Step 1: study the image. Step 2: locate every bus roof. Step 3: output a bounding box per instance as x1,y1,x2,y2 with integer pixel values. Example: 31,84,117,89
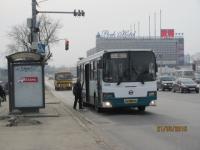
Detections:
175,69,193,72
77,49,153,65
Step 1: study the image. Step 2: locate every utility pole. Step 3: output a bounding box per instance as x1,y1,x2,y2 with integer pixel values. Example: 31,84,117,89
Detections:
30,0,85,52
31,0,38,52
149,15,151,38
154,12,157,38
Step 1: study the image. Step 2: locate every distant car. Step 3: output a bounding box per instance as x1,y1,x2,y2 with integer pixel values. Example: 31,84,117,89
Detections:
194,78,200,84
172,78,199,93
193,73,200,84
157,76,175,91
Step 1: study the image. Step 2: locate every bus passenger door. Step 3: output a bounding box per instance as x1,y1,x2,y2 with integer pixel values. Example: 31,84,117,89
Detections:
97,61,103,106
85,64,90,103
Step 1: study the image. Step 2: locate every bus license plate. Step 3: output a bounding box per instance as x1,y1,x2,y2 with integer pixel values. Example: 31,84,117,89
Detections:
124,99,138,104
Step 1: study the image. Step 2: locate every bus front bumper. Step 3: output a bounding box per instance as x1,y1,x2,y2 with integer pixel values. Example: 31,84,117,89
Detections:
101,96,157,108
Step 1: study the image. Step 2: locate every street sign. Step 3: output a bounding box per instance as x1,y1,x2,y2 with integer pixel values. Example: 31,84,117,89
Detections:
37,43,46,54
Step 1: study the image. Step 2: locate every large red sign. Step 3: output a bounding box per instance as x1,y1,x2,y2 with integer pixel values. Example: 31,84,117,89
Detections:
161,29,174,38
18,77,38,83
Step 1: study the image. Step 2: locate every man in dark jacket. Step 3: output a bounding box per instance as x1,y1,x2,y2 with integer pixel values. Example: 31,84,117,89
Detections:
73,78,83,110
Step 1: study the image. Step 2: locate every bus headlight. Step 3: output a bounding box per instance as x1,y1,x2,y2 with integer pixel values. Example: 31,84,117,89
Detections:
150,100,156,106
102,102,112,108
148,91,157,97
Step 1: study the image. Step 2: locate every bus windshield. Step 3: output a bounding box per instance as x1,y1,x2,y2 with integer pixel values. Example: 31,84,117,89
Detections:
55,73,72,80
103,51,156,83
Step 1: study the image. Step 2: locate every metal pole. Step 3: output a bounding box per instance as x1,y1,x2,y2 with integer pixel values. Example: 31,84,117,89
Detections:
31,0,38,52
154,12,156,38
149,15,151,38
138,22,140,37
160,9,162,37
30,1,84,52
7,58,12,113
38,11,74,14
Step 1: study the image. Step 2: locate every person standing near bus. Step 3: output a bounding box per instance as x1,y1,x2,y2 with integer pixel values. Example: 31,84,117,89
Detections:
73,78,83,110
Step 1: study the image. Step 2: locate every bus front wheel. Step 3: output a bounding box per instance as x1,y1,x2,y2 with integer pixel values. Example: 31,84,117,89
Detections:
138,106,146,112
94,94,101,112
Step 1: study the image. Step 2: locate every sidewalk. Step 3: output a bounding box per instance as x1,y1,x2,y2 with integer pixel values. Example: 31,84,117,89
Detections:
0,89,110,150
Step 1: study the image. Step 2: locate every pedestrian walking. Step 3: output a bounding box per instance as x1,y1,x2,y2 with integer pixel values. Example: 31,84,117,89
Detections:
73,78,83,110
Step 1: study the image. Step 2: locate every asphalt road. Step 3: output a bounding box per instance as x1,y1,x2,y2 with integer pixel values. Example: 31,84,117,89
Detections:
46,80,200,150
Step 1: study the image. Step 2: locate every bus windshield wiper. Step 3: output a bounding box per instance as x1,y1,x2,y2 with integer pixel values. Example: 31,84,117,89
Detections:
132,67,138,75
117,76,122,85
137,70,149,84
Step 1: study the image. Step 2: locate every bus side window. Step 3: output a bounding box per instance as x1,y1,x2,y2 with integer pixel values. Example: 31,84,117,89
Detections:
98,59,103,69
90,62,93,80
77,66,80,79
81,65,84,82
94,61,97,80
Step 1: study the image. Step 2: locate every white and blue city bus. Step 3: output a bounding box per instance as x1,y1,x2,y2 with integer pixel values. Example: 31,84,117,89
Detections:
77,49,157,112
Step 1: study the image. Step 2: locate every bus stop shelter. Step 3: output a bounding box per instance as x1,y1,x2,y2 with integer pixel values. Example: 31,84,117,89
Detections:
7,52,45,113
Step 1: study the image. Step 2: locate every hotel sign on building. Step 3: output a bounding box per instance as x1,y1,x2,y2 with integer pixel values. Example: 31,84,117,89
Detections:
96,30,136,39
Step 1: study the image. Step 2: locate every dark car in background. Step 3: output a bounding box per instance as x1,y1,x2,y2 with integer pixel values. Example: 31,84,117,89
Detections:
193,73,200,84
172,78,199,93
157,76,175,91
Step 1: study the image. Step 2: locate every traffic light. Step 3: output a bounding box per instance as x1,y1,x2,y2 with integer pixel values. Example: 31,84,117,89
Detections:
81,10,85,16
74,9,78,16
74,9,85,17
78,10,81,16
65,40,69,50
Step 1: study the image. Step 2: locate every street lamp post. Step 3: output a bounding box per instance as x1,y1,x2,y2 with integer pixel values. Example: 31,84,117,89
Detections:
31,0,85,52
156,54,163,75
31,0,38,52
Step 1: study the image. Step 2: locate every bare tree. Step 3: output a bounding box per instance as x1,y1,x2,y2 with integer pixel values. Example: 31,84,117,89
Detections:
7,24,31,52
38,15,62,60
7,15,62,61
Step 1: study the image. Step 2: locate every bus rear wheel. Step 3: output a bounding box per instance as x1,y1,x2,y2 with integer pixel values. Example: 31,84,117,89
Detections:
138,106,146,112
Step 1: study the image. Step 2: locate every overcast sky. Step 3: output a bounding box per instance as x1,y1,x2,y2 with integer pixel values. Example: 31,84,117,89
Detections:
0,0,200,68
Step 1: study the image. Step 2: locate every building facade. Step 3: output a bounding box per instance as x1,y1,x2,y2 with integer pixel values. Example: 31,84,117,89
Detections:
87,33,184,66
